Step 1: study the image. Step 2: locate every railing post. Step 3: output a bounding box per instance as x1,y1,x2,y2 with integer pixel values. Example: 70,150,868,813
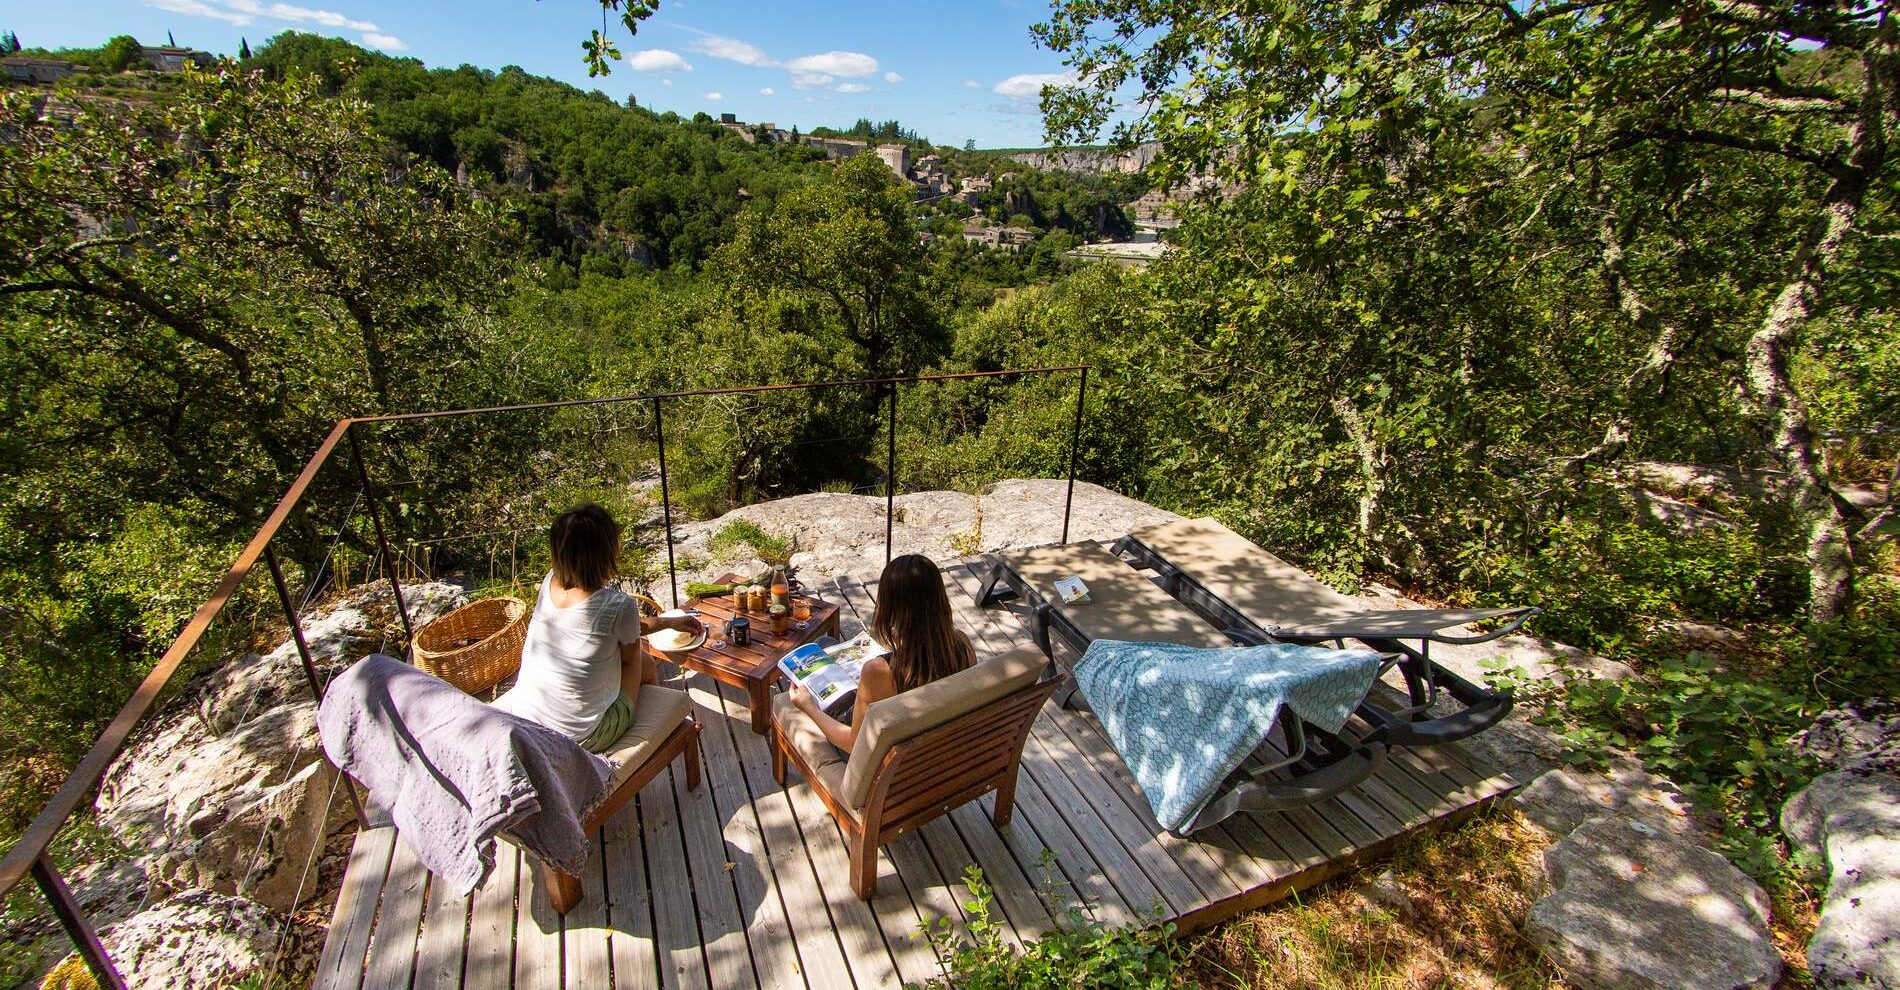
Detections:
347,424,415,656
264,543,368,825
653,396,679,608
886,382,898,569
33,856,127,990
1061,366,1088,545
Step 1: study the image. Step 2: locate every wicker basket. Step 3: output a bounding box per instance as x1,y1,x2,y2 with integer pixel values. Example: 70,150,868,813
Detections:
414,596,530,695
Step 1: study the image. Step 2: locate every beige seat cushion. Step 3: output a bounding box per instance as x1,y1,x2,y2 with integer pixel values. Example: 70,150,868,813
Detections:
838,645,1047,811
770,692,850,816
999,542,1227,649
593,685,695,795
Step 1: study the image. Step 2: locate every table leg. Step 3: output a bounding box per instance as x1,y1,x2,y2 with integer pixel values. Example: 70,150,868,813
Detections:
749,680,771,734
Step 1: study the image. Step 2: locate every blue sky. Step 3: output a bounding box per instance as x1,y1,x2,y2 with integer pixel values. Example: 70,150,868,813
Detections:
5,0,1084,147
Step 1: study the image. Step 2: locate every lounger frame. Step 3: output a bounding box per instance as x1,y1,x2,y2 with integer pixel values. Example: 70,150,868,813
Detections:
975,554,1391,835
1109,531,1534,747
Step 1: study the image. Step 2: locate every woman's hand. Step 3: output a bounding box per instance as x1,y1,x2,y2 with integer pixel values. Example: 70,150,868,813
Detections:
662,613,702,635
788,684,816,714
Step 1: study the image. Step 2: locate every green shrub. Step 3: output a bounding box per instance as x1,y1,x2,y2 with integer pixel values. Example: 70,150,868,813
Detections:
708,519,793,565
909,865,1182,990
1458,516,1790,656
1493,582,1900,881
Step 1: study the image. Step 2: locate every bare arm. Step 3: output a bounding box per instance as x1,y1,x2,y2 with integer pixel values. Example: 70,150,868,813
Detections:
795,656,896,753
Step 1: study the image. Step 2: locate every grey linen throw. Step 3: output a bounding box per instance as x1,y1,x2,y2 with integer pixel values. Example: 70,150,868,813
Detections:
317,654,613,894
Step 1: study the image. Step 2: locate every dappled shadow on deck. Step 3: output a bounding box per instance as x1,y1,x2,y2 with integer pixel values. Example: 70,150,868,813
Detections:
312,555,1518,990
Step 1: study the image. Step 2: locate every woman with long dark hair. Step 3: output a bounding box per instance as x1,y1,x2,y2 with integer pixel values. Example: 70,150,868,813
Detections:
788,553,975,752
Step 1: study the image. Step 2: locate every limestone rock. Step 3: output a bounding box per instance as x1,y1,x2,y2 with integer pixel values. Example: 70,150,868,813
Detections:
1512,767,1697,838
658,481,1181,600
181,760,354,912
96,581,465,844
1525,816,1780,990
1799,700,1900,775
47,890,319,990
1782,772,1900,989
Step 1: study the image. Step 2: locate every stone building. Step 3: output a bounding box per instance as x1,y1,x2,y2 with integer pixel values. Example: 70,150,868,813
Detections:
141,46,215,72
2,56,75,83
875,143,911,179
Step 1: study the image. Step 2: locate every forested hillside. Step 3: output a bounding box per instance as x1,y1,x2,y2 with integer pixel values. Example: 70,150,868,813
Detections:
1,4,1896,941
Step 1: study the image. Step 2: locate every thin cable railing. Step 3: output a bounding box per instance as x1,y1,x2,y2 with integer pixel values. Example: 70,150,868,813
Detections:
0,365,1088,989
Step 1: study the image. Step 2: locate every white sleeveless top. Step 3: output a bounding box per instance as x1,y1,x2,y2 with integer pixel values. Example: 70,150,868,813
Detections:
490,573,642,741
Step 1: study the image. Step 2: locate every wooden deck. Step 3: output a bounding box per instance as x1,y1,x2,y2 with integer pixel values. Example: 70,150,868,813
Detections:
313,556,1519,990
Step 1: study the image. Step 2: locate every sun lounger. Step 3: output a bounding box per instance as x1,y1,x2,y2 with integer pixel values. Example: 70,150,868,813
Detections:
1111,517,1537,746
975,542,1391,831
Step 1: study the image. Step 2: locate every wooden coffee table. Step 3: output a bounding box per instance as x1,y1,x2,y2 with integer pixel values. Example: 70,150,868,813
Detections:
661,575,842,734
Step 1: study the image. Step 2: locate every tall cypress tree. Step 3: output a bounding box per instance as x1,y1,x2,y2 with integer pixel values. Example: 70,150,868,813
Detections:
167,30,176,47
239,37,251,59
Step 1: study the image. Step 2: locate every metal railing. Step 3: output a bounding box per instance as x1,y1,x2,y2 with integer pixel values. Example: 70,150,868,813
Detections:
0,366,1088,988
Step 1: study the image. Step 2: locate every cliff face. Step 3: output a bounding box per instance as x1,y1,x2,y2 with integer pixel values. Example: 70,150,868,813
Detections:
1006,143,1160,174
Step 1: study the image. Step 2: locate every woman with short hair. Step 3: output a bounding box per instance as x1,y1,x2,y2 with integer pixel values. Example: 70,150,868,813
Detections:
491,503,699,752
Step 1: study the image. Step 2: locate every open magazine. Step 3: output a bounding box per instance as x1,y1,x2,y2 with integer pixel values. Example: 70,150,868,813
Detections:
777,631,891,711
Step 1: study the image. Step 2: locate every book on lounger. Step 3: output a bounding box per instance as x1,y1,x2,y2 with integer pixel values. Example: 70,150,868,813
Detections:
777,631,891,711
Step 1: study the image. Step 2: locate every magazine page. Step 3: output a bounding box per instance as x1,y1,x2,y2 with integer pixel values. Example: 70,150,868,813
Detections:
776,632,890,708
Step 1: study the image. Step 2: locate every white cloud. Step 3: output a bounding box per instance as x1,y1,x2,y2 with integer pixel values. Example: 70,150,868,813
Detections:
835,82,870,94
144,0,403,48
962,79,981,89
690,33,776,67
268,2,375,31
884,71,904,84
786,50,877,77
759,86,775,96
626,48,691,72
661,78,674,86
993,72,1075,99
704,91,724,100
148,0,252,25
790,72,831,89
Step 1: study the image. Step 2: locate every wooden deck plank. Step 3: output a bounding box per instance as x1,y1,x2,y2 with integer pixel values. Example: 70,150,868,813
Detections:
514,857,563,990
641,765,713,990
362,834,431,990
1017,718,1202,914
682,678,812,990
602,789,660,990
705,680,857,990
914,815,1027,952
1038,706,1256,898
882,829,975,959
1002,763,1138,927
768,732,912,988
945,800,1058,937
562,845,612,990
668,728,762,990
313,826,396,990
412,869,470,990
464,843,519,989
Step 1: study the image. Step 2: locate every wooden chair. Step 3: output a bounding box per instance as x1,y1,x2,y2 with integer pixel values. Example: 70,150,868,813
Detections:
522,685,702,914
769,646,1059,899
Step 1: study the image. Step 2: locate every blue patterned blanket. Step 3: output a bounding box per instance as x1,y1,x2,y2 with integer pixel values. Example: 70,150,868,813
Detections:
1073,639,1384,833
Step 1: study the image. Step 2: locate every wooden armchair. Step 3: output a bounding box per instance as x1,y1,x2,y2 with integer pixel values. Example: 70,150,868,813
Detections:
526,685,702,914
769,646,1059,899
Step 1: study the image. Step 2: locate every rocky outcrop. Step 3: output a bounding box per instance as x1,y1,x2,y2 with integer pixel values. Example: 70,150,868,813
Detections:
1799,699,1900,775
92,581,465,915
1512,766,1697,838
1782,772,1900,989
660,479,1183,597
1525,816,1781,990
44,890,320,990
